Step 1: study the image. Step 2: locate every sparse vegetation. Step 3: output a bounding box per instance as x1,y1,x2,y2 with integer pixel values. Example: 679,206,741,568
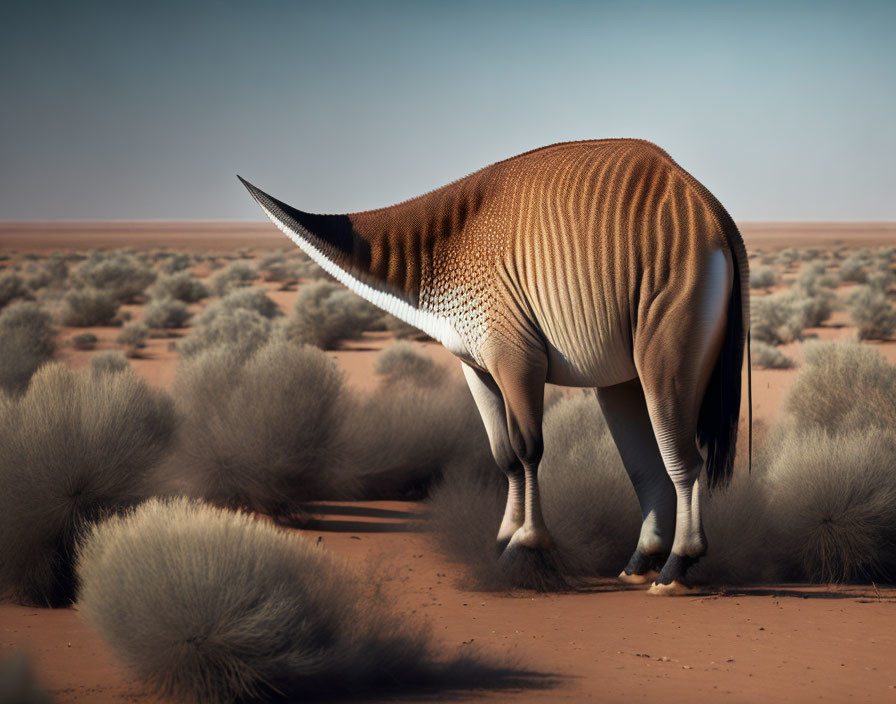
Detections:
0,364,176,606
71,332,99,350
749,268,776,290
71,251,156,302
374,341,446,386
195,286,281,326
750,340,795,369
61,288,119,326
116,321,149,356
76,498,537,704
0,301,55,393
0,270,26,308
142,297,192,330
178,308,272,362
838,253,867,283
158,341,354,521
147,271,209,303
210,261,256,296
284,281,385,349
90,351,130,375
767,427,896,582
847,285,896,340
787,341,896,433
346,371,492,500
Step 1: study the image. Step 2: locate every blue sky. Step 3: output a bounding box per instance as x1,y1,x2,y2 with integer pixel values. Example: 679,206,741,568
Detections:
1,0,893,220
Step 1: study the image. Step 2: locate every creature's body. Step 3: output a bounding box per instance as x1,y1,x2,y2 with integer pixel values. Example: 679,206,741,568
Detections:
241,139,749,594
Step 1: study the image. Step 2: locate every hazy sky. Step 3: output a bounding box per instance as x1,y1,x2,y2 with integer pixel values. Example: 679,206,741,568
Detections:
1,0,894,221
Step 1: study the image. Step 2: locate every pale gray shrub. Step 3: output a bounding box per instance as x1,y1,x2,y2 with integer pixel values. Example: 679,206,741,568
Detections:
147,271,209,303
0,270,26,308
284,281,385,349
71,332,98,350
787,341,896,433
210,261,256,296
142,297,192,329
767,427,896,582
61,288,119,326
178,308,272,362
159,341,354,520
749,268,776,290
116,321,149,356
839,253,867,283
158,252,193,274
0,364,176,606
848,285,896,340
195,286,281,326
750,340,794,369
71,251,155,302
76,498,535,703
0,301,55,393
90,351,130,375
374,342,446,386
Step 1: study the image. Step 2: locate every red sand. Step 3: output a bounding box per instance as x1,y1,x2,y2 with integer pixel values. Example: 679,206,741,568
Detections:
3,502,896,704
2,224,896,702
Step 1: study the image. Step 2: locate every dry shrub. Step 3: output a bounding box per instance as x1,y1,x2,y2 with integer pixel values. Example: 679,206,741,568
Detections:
346,372,492,500
787,341,896,433
0,270,26,308
178,308,272,362
750,340,794,369
538,393,640,577
116,322,149,356
196,286,281,326
158,252,193,274
147,271,209,303
284,281,384,349
427,394,638,590
766,427,896,582
750,288,832,345
71,252,155,302
90,351,130,375
848,285,896,340
374,341,446,386
61,288,119,326
749,268,776,290
142,297,192,329
76,498,540,703
0,364,176,606
21,256,69,292
0,301,55,394
839,253,867,283
71,332,98,350
210,261,256,296
0,653,53,704
160,341,354,521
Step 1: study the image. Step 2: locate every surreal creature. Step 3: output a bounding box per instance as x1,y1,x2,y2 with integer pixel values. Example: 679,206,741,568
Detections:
240,139,750,594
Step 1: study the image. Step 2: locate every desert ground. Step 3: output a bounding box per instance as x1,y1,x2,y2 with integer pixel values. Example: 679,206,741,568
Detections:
1,221,896,703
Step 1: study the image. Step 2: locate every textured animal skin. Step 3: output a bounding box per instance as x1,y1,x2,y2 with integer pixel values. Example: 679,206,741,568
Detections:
241,139,750,593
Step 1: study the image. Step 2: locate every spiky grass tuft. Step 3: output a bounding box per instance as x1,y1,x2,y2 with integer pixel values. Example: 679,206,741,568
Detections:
76,498,545,703
0,364,176,606
767,427,896,582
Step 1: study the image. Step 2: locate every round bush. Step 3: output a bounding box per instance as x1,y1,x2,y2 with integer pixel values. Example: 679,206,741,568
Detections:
767,427,896,582
0,301,55,393
162,341,353,520
0,364,177,606
76,498,525,703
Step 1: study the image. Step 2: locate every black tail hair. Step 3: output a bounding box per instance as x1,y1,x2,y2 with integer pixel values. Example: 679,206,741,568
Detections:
697,233,750,489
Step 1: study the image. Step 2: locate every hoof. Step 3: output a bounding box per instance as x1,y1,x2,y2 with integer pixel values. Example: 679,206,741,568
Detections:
618,570,659,585
647,580,697,597
498,543,568,591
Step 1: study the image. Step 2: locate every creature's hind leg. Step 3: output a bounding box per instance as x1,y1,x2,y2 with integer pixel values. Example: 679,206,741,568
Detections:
637,253,731,595
595,378,676,585
462,364,525,551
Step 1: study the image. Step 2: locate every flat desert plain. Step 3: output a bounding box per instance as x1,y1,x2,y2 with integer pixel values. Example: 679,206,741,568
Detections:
1,222,896,703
